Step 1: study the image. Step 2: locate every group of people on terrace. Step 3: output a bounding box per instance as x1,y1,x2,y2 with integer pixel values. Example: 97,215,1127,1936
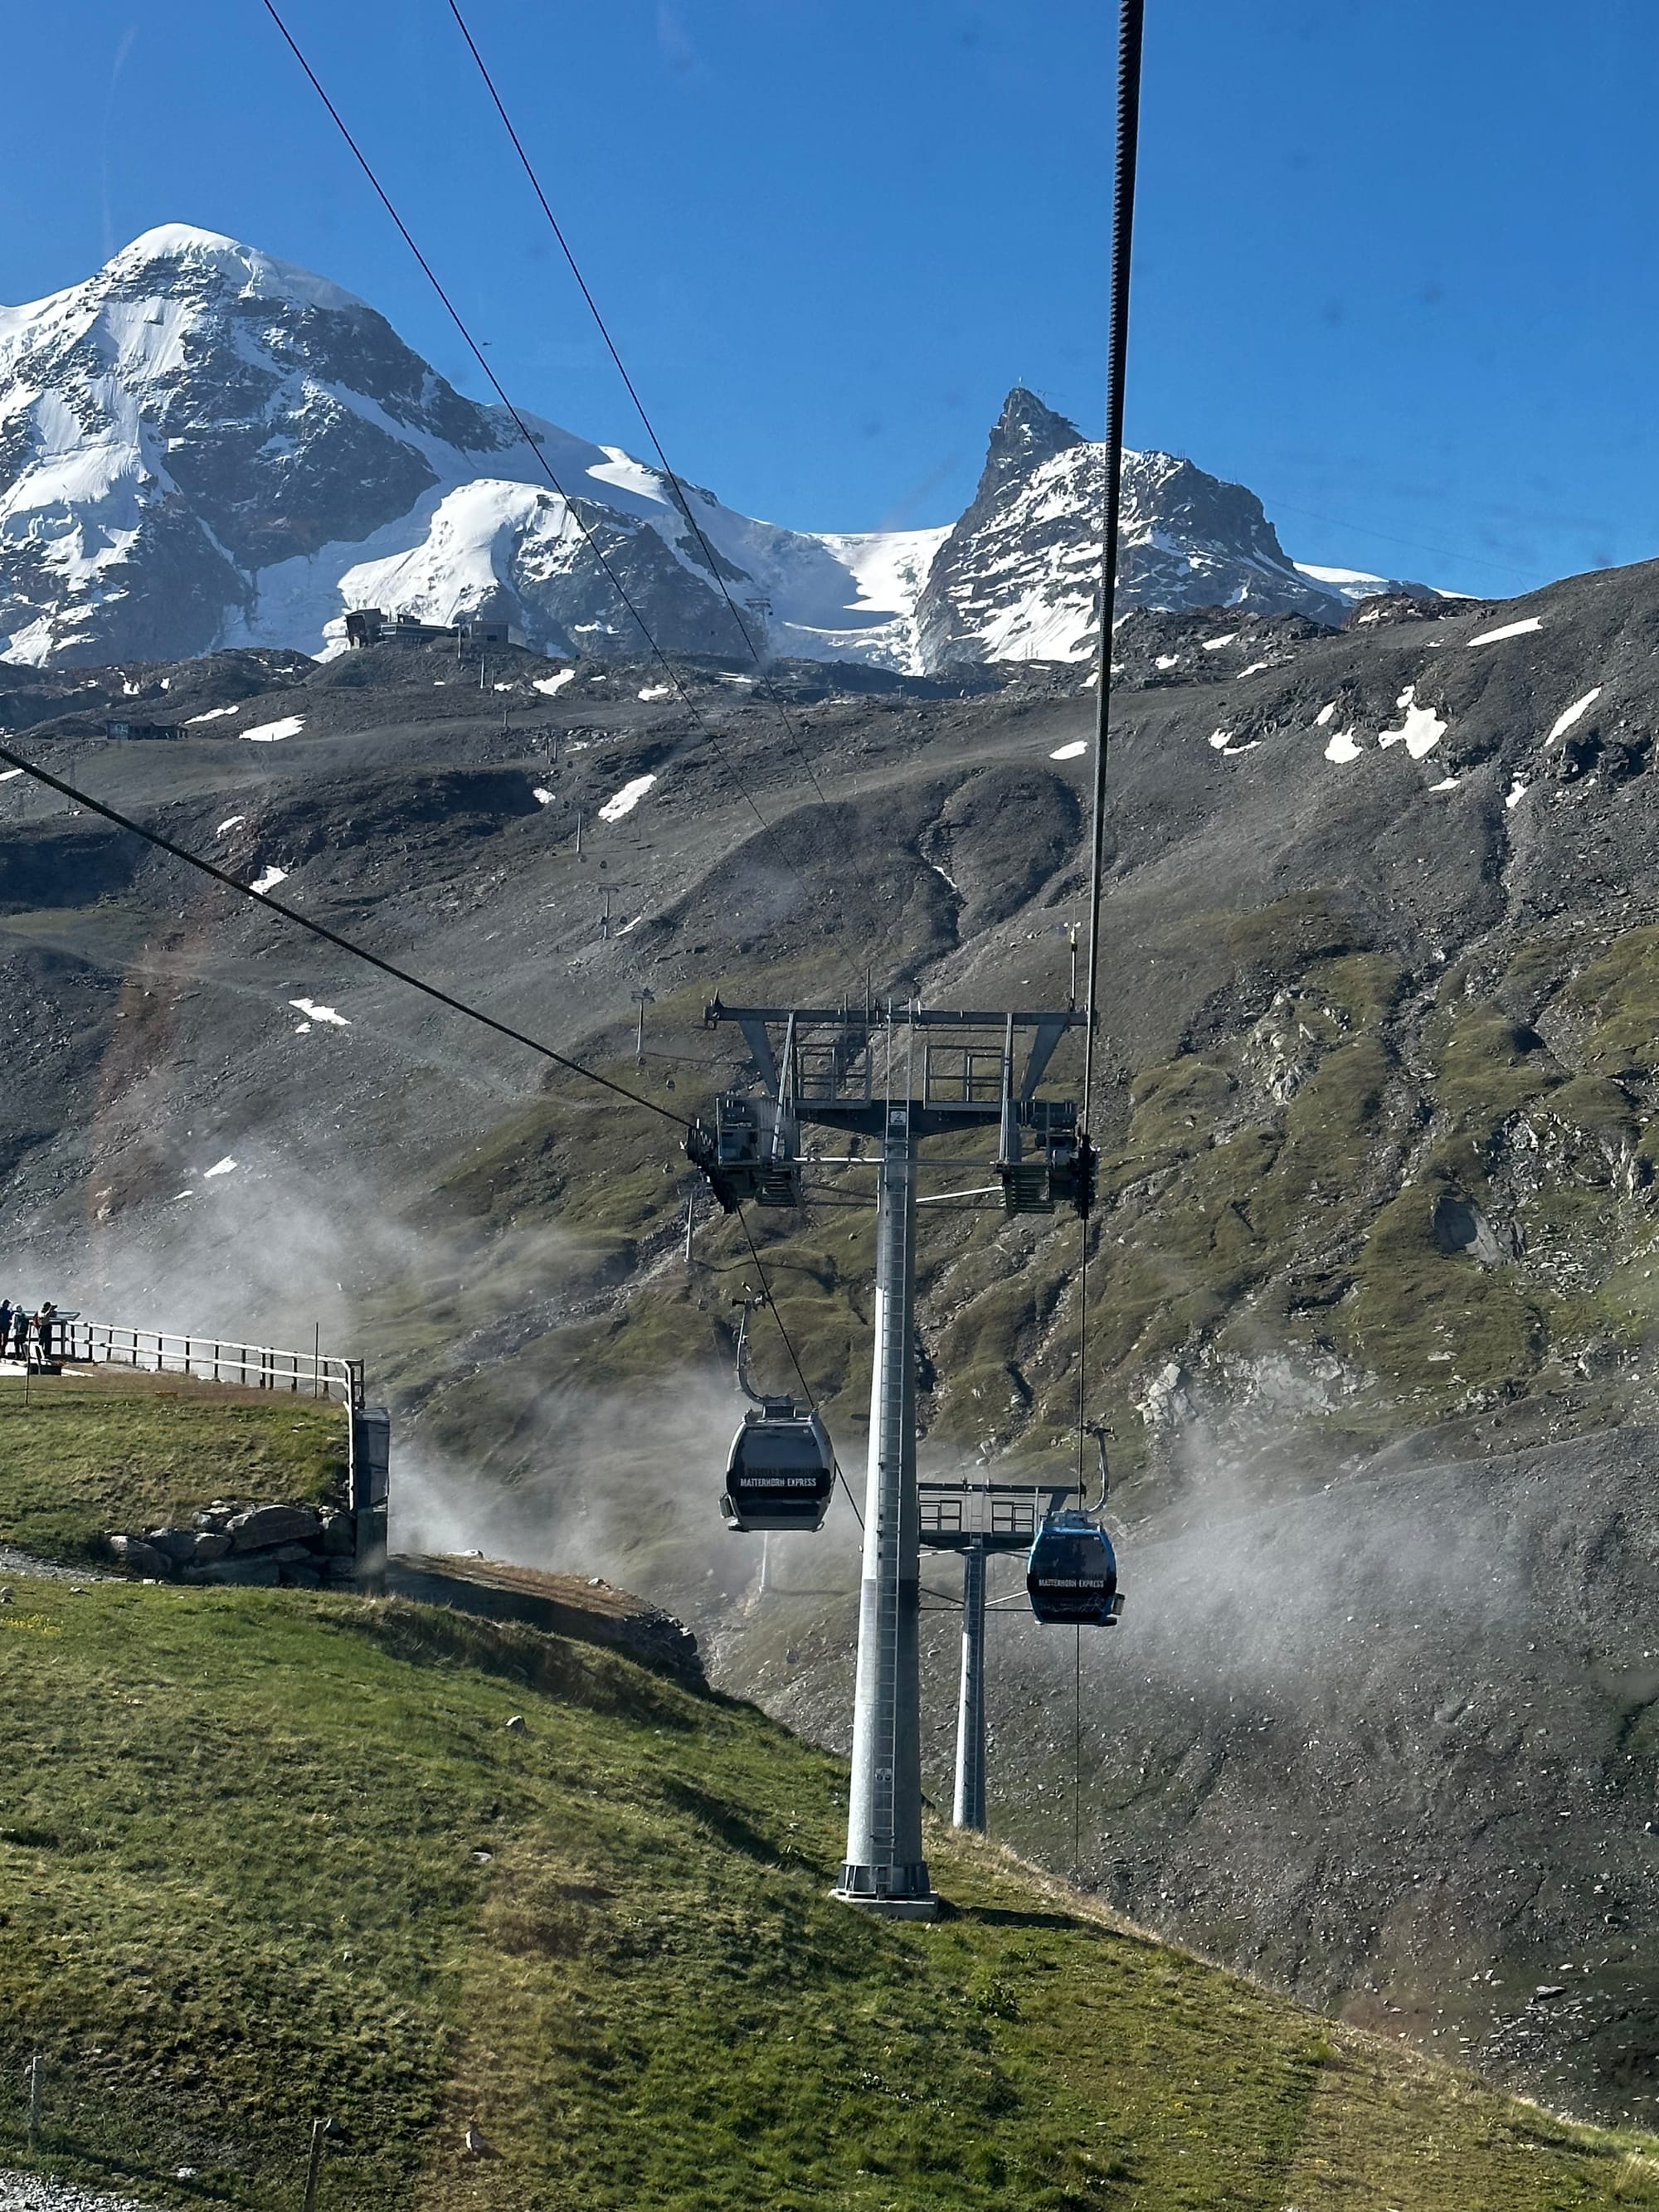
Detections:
0,1298,60,1366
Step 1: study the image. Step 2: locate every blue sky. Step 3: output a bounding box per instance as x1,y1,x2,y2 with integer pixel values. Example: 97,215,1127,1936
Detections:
7,1,1657,598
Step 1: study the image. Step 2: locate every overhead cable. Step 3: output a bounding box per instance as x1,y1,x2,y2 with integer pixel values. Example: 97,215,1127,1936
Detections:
2,738,868,1532
259,0,879,1002
0,739,691,1130
441,0,911,987
1072,0,1146,1878
1081,0,1145,1123
0,741,865,1505
1073,0,1144,1499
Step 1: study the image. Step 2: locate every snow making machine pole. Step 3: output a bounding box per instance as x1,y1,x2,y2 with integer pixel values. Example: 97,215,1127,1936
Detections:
691,1000,1087,1913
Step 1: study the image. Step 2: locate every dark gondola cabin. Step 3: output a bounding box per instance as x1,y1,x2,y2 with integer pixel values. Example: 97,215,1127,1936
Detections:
721,1400,835,1532
1025,1507,1123,1626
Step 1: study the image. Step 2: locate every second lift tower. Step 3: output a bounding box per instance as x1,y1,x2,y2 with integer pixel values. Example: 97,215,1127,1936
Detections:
695,1001,1088,1917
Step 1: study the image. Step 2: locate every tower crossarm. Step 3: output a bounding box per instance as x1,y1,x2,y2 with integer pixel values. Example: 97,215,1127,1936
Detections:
702,1002,1084,1137
704,1000,1085,1035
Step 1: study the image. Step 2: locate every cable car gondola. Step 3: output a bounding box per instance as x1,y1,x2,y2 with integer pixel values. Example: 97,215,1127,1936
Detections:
721,1398,835,1533
1025,1506,1123,1626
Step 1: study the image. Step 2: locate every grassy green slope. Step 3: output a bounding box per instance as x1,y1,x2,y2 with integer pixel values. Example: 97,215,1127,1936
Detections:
2,1579,1656,2211
0,1369,348,1563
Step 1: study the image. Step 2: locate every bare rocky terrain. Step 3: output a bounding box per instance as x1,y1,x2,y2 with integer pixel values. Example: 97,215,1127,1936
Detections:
5,549,1659,2121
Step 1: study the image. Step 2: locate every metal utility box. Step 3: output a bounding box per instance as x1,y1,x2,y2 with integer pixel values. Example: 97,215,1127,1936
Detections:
349,1404,391,1593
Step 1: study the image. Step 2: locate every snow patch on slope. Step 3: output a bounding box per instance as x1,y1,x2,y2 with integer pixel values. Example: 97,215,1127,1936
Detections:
1377,686,1447,759
1470,616,1543,646
1293,562,1394,600
1547,687,1602,742
337,480,562,632
598,774,656,823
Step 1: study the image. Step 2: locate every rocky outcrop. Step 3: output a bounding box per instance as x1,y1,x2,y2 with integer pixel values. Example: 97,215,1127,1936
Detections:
1429,1190,1523,1265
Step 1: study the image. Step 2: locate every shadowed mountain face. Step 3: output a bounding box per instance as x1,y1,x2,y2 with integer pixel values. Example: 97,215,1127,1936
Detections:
0,234,1421,673
4,546,1659,2120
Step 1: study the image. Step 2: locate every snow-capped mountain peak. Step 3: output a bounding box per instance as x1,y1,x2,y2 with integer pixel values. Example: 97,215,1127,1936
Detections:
100,223,371,314
0,228,1430,674
916,400,1430,669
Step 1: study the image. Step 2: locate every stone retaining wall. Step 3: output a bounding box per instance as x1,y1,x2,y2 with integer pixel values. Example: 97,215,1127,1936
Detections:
109,1500,357,1588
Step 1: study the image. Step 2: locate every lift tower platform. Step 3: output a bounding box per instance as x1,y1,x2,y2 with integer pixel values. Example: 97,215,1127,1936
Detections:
694,1002,1088,1915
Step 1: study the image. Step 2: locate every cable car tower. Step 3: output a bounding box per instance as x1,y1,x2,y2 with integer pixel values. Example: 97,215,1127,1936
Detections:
690,1000,1090,1914
917,1476,1071,1830
684,0,1148,1913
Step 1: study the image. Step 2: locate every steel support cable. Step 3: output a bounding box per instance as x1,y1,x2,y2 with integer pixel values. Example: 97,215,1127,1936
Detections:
0,740,691,1130
442,0,911,991
11,736,864,1531
280,0,883,1475
1075,0,1145,1501
258,2,879,1008
736,1205,864,1531
1081,0,1145,1121
1071,0,1146,1884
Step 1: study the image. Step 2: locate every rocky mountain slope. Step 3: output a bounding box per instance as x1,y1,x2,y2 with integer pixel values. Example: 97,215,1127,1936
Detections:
4,547,1659,2121
0,226,1422,674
